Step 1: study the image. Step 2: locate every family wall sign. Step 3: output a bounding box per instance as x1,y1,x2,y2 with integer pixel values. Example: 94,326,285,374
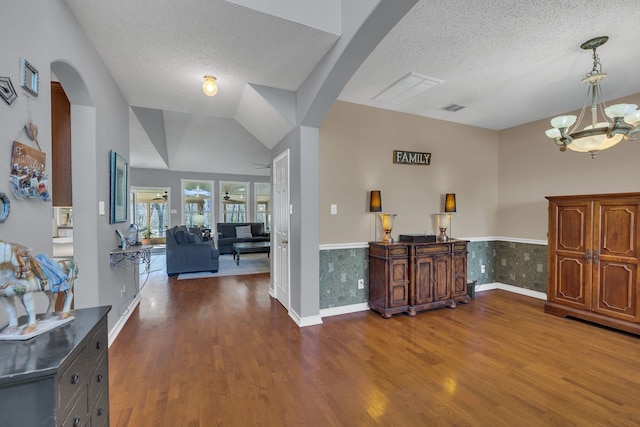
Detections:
393,150,431,165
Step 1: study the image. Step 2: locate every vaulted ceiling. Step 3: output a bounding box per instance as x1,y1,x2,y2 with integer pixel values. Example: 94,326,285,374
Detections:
64,0,640,176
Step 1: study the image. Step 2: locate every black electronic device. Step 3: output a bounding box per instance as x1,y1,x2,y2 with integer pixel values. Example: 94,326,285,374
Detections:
398,234,436,243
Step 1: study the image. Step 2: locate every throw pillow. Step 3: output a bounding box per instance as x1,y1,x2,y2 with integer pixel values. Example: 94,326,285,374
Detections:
174,229,190,245
188,232,201,244
236,225,252,238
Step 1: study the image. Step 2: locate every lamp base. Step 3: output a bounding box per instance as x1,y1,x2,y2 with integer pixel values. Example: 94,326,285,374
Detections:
381,230,394,243
437,227,449,241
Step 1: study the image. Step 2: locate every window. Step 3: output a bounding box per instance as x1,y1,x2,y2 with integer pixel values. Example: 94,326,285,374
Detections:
131,187,170,240
182,179,213,228
255,182,271,231
220,181,248,223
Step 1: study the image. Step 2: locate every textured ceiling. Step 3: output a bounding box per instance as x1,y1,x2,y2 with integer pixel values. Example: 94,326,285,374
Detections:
64,0,640,172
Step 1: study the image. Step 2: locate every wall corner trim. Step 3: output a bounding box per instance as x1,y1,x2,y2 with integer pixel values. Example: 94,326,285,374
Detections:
289,309,323,327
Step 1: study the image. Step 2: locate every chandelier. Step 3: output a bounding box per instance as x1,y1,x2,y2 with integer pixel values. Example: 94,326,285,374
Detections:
545,36,640,159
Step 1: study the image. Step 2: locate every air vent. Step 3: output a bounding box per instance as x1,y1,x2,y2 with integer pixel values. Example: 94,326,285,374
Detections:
373,72,443,105
442,104,465,112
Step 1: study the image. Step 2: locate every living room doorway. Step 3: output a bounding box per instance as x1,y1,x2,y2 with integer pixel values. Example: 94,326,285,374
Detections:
131,186,170,244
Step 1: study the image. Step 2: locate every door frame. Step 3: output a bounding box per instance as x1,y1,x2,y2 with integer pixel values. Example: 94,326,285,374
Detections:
271,149,290,311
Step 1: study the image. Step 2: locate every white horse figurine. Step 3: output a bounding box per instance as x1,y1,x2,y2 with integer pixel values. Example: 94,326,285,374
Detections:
0,240,78,335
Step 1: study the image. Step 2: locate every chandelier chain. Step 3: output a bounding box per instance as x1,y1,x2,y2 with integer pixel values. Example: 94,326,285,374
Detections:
587,47,603,78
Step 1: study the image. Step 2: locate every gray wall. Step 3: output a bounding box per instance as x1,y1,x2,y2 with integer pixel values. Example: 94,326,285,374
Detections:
0,0,132,331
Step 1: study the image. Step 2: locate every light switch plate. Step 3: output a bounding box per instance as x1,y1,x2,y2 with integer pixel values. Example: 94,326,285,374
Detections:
98,201,105,215
331,204,337,215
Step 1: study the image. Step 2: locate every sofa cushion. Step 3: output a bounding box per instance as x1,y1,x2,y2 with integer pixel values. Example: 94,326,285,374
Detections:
236,225,252,238
188,232,201,244
174,229,190,245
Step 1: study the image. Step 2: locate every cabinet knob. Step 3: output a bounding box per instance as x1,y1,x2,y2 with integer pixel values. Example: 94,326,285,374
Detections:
97,374,103,382
73,417,81,427
71,373,80,384
97,408,104,417
586,249,591,264
96,340,103,350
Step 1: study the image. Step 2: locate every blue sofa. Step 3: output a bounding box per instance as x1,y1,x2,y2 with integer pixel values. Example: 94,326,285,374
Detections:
166,226,220,276
216,222,269,255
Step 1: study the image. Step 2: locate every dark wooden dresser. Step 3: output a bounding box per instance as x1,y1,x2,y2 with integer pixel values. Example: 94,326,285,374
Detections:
0,306,111,426
369,240,469,318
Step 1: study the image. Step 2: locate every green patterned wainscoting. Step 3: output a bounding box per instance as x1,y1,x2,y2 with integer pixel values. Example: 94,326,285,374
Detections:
320,239,548,311
494,240,547,293
467,240,497,285
319,246,369,309
467,240,547,292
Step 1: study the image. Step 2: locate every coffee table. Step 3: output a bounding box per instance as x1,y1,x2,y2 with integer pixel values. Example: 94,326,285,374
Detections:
232,241,270,266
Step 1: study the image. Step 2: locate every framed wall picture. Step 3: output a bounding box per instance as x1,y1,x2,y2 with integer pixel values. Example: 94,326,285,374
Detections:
110,150,128,224
20,58,39,96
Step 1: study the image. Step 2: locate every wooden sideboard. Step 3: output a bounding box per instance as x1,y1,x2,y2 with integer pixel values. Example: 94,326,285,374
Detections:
545,193,640,335
369,240,469,318
0,306,111,426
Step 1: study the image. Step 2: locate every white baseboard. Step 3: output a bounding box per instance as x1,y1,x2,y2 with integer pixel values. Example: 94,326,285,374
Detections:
312,283,547,321
476,282,547,300
108,293,141,347
320,302,370,318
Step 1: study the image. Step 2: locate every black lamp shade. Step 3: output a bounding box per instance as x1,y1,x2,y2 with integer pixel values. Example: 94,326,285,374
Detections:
445,193,456,213
370,190,382,212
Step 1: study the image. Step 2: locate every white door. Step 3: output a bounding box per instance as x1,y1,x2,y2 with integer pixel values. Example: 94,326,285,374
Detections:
273,150,290,311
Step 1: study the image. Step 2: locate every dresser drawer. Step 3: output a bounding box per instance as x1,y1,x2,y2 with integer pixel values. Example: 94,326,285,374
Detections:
60,385,88,427
91,387,110,427
57,346,88,421
89,352,108,402
87,322,108,367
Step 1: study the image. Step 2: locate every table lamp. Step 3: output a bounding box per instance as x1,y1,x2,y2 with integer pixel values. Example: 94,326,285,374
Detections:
370,190,382,241
444,193,456,239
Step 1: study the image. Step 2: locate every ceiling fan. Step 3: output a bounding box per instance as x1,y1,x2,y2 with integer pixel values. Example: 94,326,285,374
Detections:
253,162,271,170
223,192,244,203
152,191,168,202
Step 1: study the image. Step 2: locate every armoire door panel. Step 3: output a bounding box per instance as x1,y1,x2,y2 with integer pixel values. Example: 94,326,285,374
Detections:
553,255,590,309
557,205,590,252
598,201,639,259
593,261,638,320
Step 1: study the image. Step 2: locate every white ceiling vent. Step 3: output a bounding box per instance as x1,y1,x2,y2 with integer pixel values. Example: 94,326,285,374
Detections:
442,104,465,112
373,72,443,105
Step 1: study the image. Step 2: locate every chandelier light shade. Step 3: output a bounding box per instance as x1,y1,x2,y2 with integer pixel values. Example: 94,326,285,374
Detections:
369,190,382,212
202,75,218,96
545,36,640,158
444,193,456,213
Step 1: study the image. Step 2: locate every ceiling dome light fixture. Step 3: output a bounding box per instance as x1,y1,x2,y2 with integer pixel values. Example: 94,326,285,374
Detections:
545,36,640,159
202,75,218,97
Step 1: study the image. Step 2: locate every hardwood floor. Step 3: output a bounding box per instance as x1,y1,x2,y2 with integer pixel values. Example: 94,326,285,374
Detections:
109,272,640,426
